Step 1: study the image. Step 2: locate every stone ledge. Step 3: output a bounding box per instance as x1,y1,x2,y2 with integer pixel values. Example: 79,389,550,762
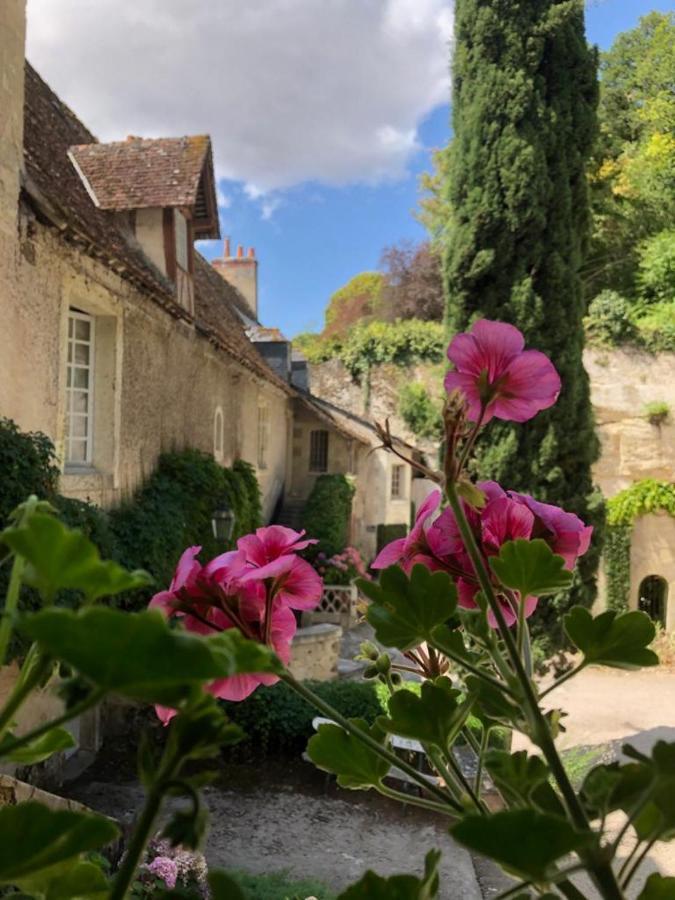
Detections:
288,624,343,681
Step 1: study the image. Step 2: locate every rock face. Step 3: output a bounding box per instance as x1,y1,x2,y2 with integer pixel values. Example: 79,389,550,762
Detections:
309,347,675,626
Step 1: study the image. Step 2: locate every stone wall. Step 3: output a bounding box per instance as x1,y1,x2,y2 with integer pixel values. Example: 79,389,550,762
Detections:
0,1,25,242
0,222,290,513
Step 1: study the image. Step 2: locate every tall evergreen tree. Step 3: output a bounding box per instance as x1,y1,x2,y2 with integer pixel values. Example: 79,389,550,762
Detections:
444,0,602,638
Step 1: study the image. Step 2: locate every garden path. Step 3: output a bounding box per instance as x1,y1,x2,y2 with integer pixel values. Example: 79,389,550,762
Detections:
65,758,484,898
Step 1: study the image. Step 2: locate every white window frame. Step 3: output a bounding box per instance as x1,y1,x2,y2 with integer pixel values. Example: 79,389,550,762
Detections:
391,463,405,500
213,406,224,462
65,309,95,466
257,403,270,470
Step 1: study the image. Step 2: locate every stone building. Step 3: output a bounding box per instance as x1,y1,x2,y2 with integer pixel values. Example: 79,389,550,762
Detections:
0,0,422,555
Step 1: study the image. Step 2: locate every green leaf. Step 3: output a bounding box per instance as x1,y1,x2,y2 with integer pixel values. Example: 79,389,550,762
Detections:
484,750,549,807
639,874,675,899
365,565,457,650
378,677,473,749
489,539,572,598
0,726,75,764
2,512,151,602
338,849,441,899
429,624,485,669
307,718,391,789
451,810,591,882
208,871,247,900
465,675,524,730
0,803,118,883
21,608,281,706
564,607,659,669
23,859,110,899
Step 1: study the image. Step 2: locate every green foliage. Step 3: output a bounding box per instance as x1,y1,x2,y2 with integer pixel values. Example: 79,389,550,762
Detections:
308,718,391,790
220,679,388,758
490,540,573,600
3,513,151,604
644,401,670,427
452,810,591,882
361,565,458,652
638,230,675,304
303,474,355,557
443,0,602,635
398,383,442,439
110,451,261,601
632,301,675,353
337,850,441,899
0,726,76,765
324,271,385,337
300,320,446,379
603,480,675,613
584,290,638,346
22,607,280,706
378,677,472,750
0,419,59,527
639,874,675,899
604,524,631,613
607,479,675,526
0,802,118,887
225,869,335,900
564,607,658,670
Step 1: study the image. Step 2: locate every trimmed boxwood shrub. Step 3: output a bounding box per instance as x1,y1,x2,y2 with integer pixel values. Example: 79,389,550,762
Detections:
302,474,355,557
221,679,507,760
0,418,60,526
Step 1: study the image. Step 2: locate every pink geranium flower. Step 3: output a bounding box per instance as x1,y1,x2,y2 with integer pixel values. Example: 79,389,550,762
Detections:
150,527,324,722
444,319,561,423
372,491,444,572
511,492,593,569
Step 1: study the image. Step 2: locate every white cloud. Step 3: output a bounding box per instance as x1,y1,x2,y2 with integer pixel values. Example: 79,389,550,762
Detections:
215,184,231,209
26,0,453,192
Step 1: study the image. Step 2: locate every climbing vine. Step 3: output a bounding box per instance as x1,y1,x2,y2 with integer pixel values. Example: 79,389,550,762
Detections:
605,479,675,611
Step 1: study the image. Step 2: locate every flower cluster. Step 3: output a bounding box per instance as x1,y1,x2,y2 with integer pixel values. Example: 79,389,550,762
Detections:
150,525,323,714
375,319,591,628
314,546,370,585
134,838,208,897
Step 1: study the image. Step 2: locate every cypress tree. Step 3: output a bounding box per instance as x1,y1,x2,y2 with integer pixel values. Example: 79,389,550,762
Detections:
444,0,603,640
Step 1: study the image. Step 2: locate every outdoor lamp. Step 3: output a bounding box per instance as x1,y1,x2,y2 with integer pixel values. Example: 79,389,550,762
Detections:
211,505,235,542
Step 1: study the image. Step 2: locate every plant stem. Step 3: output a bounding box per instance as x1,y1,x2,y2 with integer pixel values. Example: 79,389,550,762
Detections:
427,637,516,697
110,782,165,900
0,652,53,741
0,552,24,669
557,879,591,900
474,728,489,796
539,664,586,700
437,744,486,813
445,481,624,900
0,688,105,757
280,671,462,813
376,782,457,817
620,837,656,890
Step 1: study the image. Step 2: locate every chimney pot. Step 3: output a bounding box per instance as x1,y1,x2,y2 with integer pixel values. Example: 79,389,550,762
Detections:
223,237,231,258
237,244,244,258
247,247,255,259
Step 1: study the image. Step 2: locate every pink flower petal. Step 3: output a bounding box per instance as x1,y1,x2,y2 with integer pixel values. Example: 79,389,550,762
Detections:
371,538,407,569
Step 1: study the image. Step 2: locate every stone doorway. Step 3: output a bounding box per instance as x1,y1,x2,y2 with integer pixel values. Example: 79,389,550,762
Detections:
638,575,668,628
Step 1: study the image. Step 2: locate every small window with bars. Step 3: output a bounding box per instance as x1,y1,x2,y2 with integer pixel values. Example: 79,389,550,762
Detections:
257,404,270,470
391,464,405,499
65,310,94,465
309,429,329,473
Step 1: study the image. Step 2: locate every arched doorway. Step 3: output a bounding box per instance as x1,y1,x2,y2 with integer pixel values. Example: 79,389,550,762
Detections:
638,575,668,628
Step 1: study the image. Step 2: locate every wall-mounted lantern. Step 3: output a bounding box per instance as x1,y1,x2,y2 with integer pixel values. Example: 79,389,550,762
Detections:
211,504,235,543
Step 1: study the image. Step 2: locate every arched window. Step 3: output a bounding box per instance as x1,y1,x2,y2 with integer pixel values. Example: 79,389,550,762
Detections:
213,406,224,463
638,575,668,628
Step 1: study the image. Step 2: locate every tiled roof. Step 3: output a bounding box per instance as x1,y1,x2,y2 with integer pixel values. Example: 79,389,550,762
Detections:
22,63,289,393
68,135,211,211
296,390,415,451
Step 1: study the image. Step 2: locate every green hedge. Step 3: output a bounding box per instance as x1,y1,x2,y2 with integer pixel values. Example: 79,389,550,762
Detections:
0,420,262,640
303,474,355,557
221,679,508,760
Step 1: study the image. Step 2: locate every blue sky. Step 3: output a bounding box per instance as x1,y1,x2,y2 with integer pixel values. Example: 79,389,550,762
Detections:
201,0,670,338
26,0,671,339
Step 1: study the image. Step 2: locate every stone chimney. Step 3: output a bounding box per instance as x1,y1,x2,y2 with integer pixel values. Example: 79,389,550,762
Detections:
211,237,258,318
0,0,26,240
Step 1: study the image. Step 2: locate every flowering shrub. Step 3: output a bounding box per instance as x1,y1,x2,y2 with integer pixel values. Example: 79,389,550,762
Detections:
313,546,370,586
132,837,208,897
0,319,671,899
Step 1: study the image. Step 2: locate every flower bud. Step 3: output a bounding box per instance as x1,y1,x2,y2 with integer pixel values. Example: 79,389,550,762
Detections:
363,664,380,680
359,640,380,661
375,653,391,674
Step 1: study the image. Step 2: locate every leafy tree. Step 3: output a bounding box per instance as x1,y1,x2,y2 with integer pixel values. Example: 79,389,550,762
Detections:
443,0,602,634
323,272,384,339
586,12,675,298
380,241,444,322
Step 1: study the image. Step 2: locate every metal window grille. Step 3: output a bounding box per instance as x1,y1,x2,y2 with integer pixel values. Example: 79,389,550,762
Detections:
309,429,329,472
391,464,404,499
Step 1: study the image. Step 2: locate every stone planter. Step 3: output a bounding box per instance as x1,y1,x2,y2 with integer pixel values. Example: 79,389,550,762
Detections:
288,623,343,681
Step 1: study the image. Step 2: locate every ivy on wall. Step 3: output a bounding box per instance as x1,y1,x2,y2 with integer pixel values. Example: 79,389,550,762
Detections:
605,479,675,612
